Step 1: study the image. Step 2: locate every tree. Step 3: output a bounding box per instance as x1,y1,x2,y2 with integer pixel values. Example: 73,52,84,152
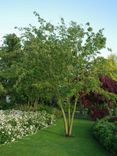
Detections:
92,54,117,80
80,55,117,120
100,76,117,116
2,33,21,52
15,12,107,136
0,33,22,106
107,54,117,81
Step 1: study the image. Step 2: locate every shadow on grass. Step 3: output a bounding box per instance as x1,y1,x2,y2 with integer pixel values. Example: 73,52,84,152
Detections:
43,129,64,137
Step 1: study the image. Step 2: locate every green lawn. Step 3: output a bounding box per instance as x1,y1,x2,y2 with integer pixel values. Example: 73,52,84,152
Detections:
0,120,110,156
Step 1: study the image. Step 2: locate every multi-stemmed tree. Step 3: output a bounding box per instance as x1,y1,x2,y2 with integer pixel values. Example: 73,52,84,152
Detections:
15,12,107,136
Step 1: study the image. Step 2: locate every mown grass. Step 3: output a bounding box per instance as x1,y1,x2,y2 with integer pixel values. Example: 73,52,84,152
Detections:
0,119,110,156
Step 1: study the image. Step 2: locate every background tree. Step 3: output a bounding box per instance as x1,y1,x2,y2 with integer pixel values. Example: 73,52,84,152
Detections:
0,33,22,108
92,54,117,80
107,54,117,80
80,55,117,120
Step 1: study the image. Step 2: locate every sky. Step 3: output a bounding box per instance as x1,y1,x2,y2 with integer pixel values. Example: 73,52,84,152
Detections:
0,0,117,57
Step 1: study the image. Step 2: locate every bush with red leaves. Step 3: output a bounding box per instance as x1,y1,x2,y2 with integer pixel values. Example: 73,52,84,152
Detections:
80,76,117,120
100,76,117,94
90,108,109,120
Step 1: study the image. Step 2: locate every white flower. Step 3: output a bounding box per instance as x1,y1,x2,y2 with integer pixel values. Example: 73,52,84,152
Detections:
0,109,55,145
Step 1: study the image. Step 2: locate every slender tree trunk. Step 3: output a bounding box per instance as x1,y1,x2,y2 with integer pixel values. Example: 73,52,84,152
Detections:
69,96,78,136
58,99,68,135
58,96,78,137
67,98,71,136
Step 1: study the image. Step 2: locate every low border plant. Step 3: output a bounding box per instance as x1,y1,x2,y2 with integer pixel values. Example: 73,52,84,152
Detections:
0,110,55,144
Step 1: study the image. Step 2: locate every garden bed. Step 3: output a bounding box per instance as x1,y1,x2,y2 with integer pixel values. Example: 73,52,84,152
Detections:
0,110,55,144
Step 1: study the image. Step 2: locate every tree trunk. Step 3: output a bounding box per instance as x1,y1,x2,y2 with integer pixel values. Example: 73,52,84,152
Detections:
58,99,68,135
69,96,78,136
67,98,71,134
58,96,78,137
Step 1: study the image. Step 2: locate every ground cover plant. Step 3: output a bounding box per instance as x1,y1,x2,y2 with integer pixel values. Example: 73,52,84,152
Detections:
0,110,55,144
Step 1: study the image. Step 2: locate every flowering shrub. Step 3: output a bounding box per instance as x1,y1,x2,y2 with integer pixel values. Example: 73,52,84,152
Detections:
0,110,55,144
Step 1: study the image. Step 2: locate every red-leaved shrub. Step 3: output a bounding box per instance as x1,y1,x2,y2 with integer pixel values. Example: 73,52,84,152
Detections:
80,76,117,120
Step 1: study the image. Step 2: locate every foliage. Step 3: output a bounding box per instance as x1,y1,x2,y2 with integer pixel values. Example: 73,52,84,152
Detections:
93,118,117,156
15,104,62,118
0,33,22,107
103,54,117,81
0,83,5,95
108,116,117,122
100,76,117,94
81,92,111,120
37,105,62,118
2,33,21,52
0,110,55,144
13,12,107,136
90,108,109,120
80,75,117,120
92,54,117,81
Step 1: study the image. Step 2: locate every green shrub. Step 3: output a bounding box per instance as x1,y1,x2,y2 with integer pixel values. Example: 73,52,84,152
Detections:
14,103,38,111
37,105,62,118
111,134,117,156
30,104,62,118
93,119,117,156
0,129,11,144
14,104,62,118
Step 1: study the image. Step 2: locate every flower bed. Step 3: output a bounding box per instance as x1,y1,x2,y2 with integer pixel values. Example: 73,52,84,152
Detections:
0,110,55,144
93,118,117,156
